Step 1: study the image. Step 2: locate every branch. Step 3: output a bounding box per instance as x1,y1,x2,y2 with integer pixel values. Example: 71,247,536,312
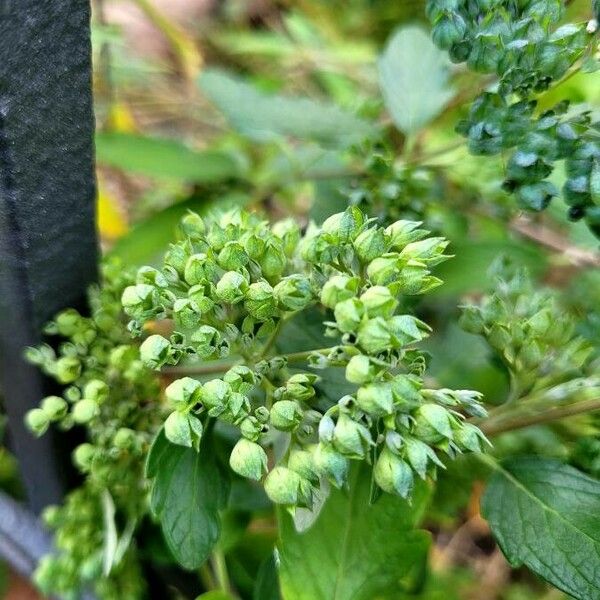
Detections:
511,215,600,268
480,397,600,436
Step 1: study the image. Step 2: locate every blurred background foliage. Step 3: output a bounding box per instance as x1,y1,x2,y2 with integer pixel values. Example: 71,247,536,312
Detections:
2,0,599,597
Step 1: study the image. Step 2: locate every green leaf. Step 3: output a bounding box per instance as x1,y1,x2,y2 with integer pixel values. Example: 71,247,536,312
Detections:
195,593,236,600
278,465,431,600
481,457,600,600
199,69,374,148
378,26,453,135
253,553,281,600
149,431,227,570
95,132,242,182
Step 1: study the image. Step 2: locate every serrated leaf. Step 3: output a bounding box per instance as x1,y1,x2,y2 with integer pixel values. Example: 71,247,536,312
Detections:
95,132,242,183
378,26,453,135
199,69,374,148
278,465,430,600
149,432,227,569
481,457,600,600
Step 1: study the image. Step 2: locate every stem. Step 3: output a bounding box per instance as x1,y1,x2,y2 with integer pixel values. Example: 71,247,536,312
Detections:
162,360,239,377
480,397,600,437
199,563,216,591
283,346,339,364
211,548,233,596
160,346,339,377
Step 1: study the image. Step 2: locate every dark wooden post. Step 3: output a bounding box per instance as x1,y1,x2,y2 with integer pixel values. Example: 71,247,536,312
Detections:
0,0,98,512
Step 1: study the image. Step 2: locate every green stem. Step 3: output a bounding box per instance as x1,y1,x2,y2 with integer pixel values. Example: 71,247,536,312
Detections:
161,346,339,377
480,397,600,437
199,563,216,591
283,346,339,364
211,548,233,596
162,360,239,377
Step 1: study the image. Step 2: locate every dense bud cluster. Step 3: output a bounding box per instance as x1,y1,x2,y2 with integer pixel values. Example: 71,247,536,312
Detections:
25,262,162,600
460,260,597,401
125,208,488,509
428,0,600,235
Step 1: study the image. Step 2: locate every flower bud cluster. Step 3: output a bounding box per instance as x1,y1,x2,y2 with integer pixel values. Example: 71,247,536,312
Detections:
133,207,488,509
123,210,313,363
25,260,162,600
460,261,595,397
427,1,600,237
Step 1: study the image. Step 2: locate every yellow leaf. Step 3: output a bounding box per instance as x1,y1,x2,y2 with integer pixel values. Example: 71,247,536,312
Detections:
97,184,128,241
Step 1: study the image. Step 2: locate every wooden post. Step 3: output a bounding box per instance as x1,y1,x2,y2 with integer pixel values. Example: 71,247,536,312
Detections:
0,0,98,512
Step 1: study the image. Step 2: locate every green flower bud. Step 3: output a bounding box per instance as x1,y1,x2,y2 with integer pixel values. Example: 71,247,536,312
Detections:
405,437,443,479
399,237,449,266
322,207,365,242
121,284,155,315
72,399,99,424
224,365,257,390
243,233,265,260
488,324,511,349
201,378,231,409
320,275,361,309
264,466,307,506
54,309,82,336
73,443,96,472
113,428,138,451
413,404,453,443
25,408,49,436
454,423,489,453
55,356,81,384
353,226,387,262
334,298,364,333
273,275,314,311
385,220,426,250
270,400,303,431
136,266,168,288
391,375,422,407
366,254,400,286
188,284,215,313
374,448,413,498
245,281,278,321
180,211,205,238
318,414,335,443
184,253,212,285
333,413,372,458
83,379,109,404
41,396,68,420
139,334,171,369
218,242,249,270
173,298,201,329
239,416,263,441
459,305,484,334
216,271,248,304
190,325,223,358
229,438,267,480
345,355,376,384
272,218,301,255
288,448,319,484
259,241,286,280
356,383,394,416
357,317,392,354
360,286,398,318
165,377,202,409
272,375,312,404
314,444,349,488
164,411,193,448
432,12,467,50
165,242,191,275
